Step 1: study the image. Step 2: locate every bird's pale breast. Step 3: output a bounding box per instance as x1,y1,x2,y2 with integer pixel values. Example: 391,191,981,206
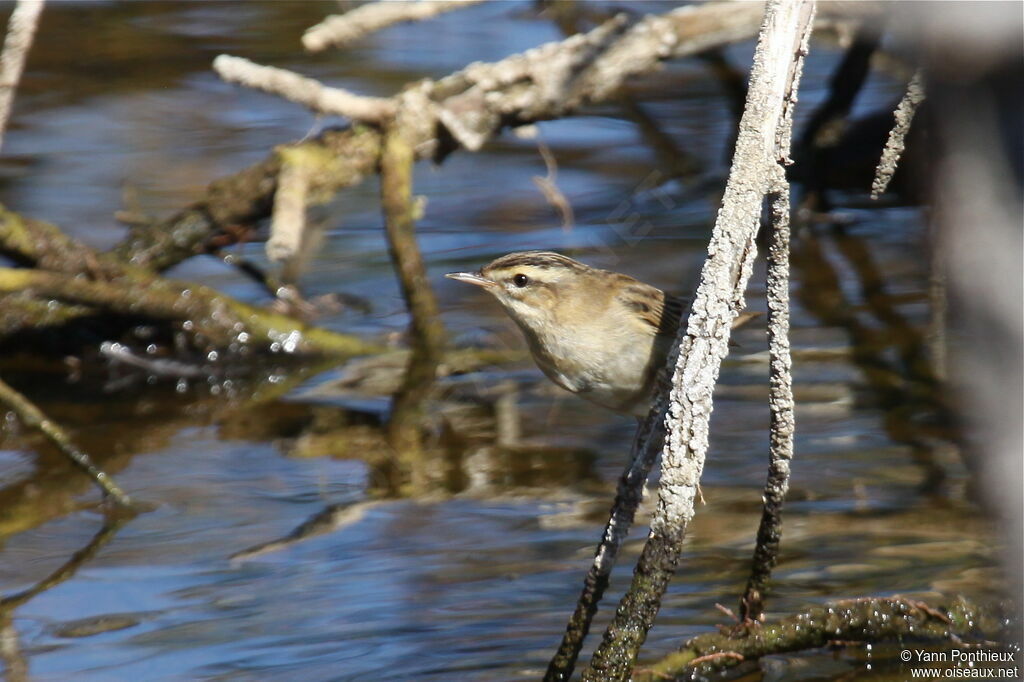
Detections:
521,292,665,414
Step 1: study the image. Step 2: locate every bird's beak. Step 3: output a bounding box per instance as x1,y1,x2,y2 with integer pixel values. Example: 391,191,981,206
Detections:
445,271,497,289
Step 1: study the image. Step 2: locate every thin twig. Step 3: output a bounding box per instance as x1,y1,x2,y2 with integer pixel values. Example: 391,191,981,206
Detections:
688,651,745,667
715,602,739,622
267,158,311,262
303,0,487,52
871,70,925,199
0,377,133,507
532,139,574,232
0,0,44,150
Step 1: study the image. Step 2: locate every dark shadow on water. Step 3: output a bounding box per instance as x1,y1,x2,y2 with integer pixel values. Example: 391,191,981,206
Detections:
790,224,961,499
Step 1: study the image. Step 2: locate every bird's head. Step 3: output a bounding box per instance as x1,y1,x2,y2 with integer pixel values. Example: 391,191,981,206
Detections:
445,251,592,330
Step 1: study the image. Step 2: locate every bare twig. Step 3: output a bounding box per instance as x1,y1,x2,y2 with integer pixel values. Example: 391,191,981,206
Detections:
581,2,816,678
687,651,745,667
0,0,44,150
0,376,132,507
871,70,925,199
532,139,574,232
303,0,487,52
100,341,206,378
267,157,311,262
212,54,397,123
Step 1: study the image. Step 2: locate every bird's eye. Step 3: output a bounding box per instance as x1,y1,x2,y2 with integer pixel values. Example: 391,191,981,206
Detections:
512,273,530,287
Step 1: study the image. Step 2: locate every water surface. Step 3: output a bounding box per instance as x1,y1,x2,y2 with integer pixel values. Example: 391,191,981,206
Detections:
0,2,1007,680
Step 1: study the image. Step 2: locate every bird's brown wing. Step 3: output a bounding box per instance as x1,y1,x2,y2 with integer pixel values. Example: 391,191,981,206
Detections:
616,277,687,337
654,293,687,337
619,278,758,338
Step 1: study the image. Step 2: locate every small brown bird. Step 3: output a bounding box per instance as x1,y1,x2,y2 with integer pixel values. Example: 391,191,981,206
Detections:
447,251,707,416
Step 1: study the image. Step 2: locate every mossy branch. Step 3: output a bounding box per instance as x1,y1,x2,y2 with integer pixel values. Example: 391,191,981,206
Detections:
637,597,1009,680
0,267,378,356
0,204,378,356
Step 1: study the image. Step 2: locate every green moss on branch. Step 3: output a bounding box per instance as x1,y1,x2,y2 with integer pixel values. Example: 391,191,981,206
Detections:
638,597,1010,681
0,267,379,356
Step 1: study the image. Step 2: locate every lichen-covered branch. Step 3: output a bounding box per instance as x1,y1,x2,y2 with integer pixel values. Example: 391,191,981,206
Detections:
131,3,774,273
638,597,1008,681
213,55,397,122
0,204,123,276
123,3,869,275
0,201,377,355
871,70,925,199
739,183,796,623
0,376,132,507
582,2,817,679
303,0,487,53
0,0,44,149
